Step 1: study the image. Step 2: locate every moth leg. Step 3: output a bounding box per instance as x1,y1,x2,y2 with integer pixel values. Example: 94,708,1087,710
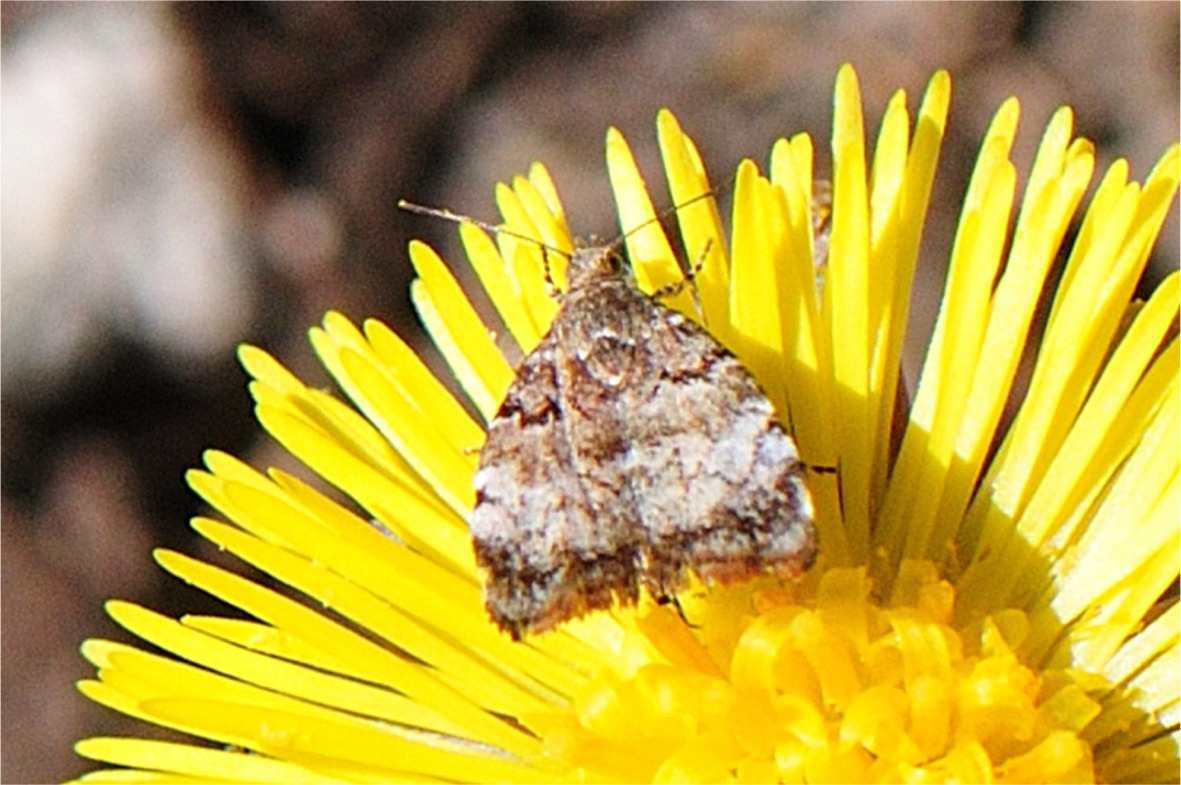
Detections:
650,238,712,316
655,592,700,628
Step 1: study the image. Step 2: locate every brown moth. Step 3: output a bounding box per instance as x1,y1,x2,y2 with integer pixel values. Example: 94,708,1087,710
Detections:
402,196,818,640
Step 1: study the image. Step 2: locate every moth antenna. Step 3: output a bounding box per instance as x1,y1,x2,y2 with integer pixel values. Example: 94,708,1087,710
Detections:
613,177,734,248
398,200,504,236
401,176,734,297
398,198,569,294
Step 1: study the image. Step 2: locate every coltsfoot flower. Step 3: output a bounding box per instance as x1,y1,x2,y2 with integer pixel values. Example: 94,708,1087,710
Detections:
74,65,1179,784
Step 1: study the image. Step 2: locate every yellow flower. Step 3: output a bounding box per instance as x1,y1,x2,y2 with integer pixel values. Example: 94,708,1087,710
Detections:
74,65,1178,784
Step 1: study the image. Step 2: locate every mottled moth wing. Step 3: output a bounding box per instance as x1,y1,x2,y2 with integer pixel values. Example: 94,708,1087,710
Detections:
472,247,816,639
622,301,816,598
471,322,644,638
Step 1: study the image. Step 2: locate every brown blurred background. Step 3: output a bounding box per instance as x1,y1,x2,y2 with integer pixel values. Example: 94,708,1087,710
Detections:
2,3,1177,782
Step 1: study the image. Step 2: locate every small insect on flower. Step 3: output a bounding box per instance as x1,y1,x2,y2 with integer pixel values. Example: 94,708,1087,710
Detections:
400,198,817,640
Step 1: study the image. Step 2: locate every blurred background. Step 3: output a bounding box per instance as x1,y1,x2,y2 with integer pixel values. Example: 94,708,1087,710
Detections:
2,3,1177,781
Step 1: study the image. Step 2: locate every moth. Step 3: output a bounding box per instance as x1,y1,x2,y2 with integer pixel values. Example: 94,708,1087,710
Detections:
401,194,818,639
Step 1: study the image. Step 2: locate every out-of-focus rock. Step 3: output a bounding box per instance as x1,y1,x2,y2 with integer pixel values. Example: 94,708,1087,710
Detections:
1,3,255,404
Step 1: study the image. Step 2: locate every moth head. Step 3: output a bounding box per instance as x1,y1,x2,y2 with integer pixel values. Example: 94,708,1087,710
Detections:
563,244,627,290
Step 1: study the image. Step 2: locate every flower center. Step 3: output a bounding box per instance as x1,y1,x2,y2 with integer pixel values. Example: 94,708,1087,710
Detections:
535,563,1099,783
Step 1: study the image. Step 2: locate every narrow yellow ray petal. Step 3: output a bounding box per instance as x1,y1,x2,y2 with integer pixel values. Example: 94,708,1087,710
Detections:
1121,642,1180,721
510,174,575,254
325,312,485,453
105,602,472,738
153,550,542,760
1051,389,1178,624
963,336,1179,630
82,638,353,750
829,64,873,559
76,675,166,732
1000,160,1170,512
1064,516,1178,673
891,68,950,336
1103,604,1181,687
878,98,1020,569
762,135,849,560
903,98,1019,438
212,407,475,576
1014,276,1178,547
1051,145,1177,338
239,345,462,525
1047,159,1133,324
962,164,1178,612
494,182,564,333
409,241,515,422
241,344,423,488
527,162,568,230
512,174,571,251
75,738,339,784
70,769,225,784
237,344,307,396
458,221,541,350
1021,108,1081,220
257,380,432,502
899,159,1018,563
193,517,567,714
867,89,910,244
784,134,837,415
863,88,909,506
193,467,593,697
198,448,276,492
656,108,730,334
870,71,949,526
989,175,1141,511
181,616,356,672
768,136,832,458
264,464,446,559
336,346,477,508
197,474,475,615
140,700,555,784
180,612,585,730
191,458,418,563
729,162,784,383
931,134,1094,558
79,638,132,671
606,126,694,314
